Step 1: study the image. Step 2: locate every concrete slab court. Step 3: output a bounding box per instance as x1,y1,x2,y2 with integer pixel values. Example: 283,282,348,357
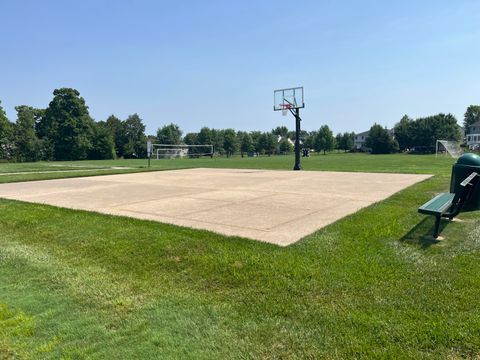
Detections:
0,168,431,246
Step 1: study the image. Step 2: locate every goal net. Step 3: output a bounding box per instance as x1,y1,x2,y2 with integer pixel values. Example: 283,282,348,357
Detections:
152,144,214,159
436,140,463,159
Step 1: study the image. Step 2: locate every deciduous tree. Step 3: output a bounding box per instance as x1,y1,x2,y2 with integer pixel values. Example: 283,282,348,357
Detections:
335,133,343,152
240,132,254,157
279,138,293,153
123,114,146,158
184,132,198,145
211,129,224,155
41,88,95,161
89,122,115,160
156,123,183,145
393,115,415,151
198,127,213,145
365,124,398,154
464,105,480,133
105,115,125,157
313,125,335,154
14,106,41,162
342,132,354,152
250,131,262,155
414,113,461,149
272,126,289,138
262,132,277,156
223,129,238,157
0,101,14,160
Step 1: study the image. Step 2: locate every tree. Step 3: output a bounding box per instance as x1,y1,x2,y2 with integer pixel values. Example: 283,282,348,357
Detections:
303,131,316,150
341,132,354,152
240,132,254,157
392,113,461,152
393,115,415,151
13,105,41,162
236,131,245,155
464,105,480,133
105,115,125,158
335,133,343,152
279,138,293,154
198,127,213,145
184,132,198,145
223,129,238,157
287,131,296,141
157,123,183,145
250,131,263,155
89,122,115,159
266,133,277,155
0,101,14,160
211,129,224,155
41,88,95,161
365,124,398,154
123,113,146,158
313,125,335,154
414,113,461,149
272,126,289,138
184,132,203,156
255,132,278,156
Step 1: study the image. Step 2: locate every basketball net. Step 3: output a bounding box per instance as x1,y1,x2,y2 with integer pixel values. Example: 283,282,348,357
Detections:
281,104,292,116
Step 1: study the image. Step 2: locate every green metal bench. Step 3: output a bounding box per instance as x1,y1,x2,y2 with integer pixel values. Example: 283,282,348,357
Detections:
418,172,479,238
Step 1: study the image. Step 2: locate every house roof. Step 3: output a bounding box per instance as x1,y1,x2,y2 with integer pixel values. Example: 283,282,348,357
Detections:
470,121,480,128
355,128,393,137
355,130,370,137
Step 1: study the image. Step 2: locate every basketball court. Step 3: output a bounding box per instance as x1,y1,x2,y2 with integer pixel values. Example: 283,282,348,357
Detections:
0,168,431,246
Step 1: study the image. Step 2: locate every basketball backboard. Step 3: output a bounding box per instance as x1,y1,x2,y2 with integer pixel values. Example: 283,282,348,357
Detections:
274,87,304,111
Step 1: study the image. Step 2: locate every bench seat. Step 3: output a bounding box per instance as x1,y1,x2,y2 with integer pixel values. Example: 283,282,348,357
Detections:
418,193,455,216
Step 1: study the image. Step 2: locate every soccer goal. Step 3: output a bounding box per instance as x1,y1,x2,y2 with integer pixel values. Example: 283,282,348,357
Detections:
436,140,464,159
151,144,214,159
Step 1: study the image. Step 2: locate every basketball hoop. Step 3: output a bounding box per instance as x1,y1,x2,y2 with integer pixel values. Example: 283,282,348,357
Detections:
273,86,304,171
280,104,292,116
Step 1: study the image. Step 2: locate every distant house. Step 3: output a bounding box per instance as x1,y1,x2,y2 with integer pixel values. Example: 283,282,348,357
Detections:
276,135,295,146
353,130,370,150
276,135,296,153
353,129,394,150
466,121,480,149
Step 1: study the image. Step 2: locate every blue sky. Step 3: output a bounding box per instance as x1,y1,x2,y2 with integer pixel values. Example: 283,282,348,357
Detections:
1,0,480,135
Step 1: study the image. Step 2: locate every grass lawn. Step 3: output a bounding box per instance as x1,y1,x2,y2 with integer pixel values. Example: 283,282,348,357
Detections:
0,153,455,183
1,154,480,359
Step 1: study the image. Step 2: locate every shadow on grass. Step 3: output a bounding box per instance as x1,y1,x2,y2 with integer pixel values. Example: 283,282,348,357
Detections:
400,217,450,248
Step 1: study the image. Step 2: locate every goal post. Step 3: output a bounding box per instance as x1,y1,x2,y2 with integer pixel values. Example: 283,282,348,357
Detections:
436,140,463,159
151,144,214,159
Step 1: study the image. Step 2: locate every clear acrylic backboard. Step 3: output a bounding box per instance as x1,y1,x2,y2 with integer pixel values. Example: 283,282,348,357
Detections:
274,87,304,111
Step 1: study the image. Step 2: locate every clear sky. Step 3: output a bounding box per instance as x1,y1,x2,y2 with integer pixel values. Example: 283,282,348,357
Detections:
1,0,480,135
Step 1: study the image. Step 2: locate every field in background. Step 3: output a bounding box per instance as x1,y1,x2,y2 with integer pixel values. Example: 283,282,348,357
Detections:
1,153,480,358
0,153,456,184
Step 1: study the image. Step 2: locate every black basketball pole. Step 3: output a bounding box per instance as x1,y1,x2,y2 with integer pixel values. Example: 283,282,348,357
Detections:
294,108,301,171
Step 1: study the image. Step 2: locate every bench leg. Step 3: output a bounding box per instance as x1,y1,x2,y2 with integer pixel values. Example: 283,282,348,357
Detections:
433,216,441,238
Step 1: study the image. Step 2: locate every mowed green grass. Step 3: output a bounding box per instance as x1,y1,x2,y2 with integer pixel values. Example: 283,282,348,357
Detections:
0,153,454,183
1,154,480,359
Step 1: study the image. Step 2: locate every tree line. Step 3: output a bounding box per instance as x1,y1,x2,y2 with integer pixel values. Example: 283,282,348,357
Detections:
1,88,479,161
0,88,148,162
393,113,463,152
359,112,466,154
155,123,356,157
0,88,356,161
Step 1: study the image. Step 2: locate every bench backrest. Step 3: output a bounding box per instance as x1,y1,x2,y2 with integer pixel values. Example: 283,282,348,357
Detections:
460,172,479,187
451,172,479,213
